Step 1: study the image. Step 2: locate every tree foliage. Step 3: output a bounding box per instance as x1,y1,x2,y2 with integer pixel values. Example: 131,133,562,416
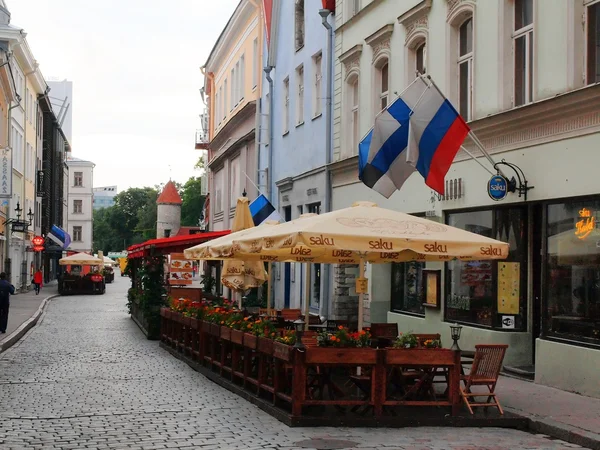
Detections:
181,176,205,226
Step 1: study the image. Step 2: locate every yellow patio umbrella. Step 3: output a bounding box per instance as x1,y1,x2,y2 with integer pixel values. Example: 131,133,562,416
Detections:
231,201,510,330
220,197,268,309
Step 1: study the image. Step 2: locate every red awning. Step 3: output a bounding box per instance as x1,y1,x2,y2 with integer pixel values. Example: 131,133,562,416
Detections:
126,230,230,259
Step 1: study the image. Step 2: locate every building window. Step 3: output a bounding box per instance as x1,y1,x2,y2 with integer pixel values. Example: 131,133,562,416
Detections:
240,54,245,102
73,199,82,214
352,0,361,16
73,226,82,242
349,77,360,155
295,0,305,51
587,2,600,84
514,0,533,106
375,59,389,112
312,53,322,117
391,261,425,316
416,43,426,75
253,38,258,89
458,17,473,120
74,172,83,187
230,68,235,111
445,207,527,330
545,200,600,345
296,65,304,125
308,202,321,309
223,79,228,119
214,169,224,213
283,77,290,134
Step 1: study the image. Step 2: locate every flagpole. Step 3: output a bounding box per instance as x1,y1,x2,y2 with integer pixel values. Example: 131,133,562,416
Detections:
460,146,496,176
424,75,503,175
242,171,269,200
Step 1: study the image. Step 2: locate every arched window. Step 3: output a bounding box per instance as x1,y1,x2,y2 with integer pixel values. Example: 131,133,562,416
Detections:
374,58,390,113
350,77,360,153
416,43,426,75
458,17,473,120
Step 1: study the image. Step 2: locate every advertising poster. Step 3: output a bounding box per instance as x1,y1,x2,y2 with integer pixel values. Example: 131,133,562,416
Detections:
169,252,193,285
497,262,520,314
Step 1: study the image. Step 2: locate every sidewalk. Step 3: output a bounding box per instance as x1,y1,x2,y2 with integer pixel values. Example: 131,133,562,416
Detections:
498,375,600,449
0,281,59,352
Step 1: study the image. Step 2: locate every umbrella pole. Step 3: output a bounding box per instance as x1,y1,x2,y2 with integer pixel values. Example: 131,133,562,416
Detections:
266,263,272,315
305,263,311,331
358,257,365,332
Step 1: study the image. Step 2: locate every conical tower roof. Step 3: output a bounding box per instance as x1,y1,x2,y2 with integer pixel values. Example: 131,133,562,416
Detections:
156,180,182,205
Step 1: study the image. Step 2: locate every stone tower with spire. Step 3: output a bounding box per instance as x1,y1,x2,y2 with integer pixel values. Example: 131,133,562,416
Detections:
156,181,182,238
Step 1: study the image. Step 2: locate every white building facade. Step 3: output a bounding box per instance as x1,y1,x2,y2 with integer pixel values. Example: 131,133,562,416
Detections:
66,156,94,253
331,0,600,398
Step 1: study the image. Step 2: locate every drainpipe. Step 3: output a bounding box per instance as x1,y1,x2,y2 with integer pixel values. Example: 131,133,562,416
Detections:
319,9,333,319
264,65,274,202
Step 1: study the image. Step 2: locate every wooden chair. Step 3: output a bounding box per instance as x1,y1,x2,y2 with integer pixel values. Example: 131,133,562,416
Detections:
370,323,399,348
415,333,441,347
460,344,508,414
279,308,302,321
258,308,277,317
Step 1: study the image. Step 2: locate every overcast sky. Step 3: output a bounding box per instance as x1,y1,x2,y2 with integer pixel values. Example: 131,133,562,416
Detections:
8,0,239,191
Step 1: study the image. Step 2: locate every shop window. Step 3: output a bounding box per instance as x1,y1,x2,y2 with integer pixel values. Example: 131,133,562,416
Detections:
391,261,425,316
445,207,527,330
546,200,600,344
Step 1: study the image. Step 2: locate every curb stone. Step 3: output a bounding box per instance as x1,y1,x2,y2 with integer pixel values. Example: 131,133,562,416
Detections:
504,406,600,450
0,294,59,353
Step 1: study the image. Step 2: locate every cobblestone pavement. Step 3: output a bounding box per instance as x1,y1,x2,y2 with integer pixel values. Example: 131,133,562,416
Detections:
0,277,588,450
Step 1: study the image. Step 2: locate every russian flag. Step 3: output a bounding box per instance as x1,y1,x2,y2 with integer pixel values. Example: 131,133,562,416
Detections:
249,194,284,226
405,77,470,195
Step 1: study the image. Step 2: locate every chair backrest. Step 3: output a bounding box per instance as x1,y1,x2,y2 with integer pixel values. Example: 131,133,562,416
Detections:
370,323,399,339
415,333,441,347
470,344,508,381
259,308,277,317
302,330,319,347
279,309,302,321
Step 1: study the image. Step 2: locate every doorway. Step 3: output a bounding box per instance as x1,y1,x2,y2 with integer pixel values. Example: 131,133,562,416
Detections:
283,206,292,308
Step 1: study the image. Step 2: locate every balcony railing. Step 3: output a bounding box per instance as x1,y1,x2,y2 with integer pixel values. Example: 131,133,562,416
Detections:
195,130,208,150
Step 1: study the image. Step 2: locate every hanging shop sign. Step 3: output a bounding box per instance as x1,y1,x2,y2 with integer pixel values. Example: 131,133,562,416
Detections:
0,147,12,198
487,174,508,201
32,235,45,247
169,252,193,285
36,170,45,197
575,208,595,240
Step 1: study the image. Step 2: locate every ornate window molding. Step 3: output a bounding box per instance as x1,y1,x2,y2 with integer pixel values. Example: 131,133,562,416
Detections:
365,24,393,63
398,0,431,45
446,0,476,23
340,44,363,81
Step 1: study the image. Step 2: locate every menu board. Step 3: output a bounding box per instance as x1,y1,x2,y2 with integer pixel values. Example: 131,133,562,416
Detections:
497,262,520,314
169,253,193,285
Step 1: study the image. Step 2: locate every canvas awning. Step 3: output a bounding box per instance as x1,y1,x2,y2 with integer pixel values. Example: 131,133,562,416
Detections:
59,252,103,266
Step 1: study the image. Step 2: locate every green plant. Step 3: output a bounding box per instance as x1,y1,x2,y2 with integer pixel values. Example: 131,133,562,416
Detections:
422,338,442,349
393,332,418,349
201,273,217,294
275,330,296,345
250,318,277,338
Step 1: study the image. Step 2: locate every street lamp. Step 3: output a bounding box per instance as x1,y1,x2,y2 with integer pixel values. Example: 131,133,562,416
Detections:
293,318,306,350
27,208,34,225
14,202,22,221
449,323,463,351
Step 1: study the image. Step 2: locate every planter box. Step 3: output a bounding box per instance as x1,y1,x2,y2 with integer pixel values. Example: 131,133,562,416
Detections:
221,326,232,341
189,317,199,330
201,320,211,334
209,323,221,337
183,316,193,327
273,342,294,362
384,348,457,366
231,329,244,345
257,336,274,355
160,307,170,318
305,347,377,365
243,333,258,350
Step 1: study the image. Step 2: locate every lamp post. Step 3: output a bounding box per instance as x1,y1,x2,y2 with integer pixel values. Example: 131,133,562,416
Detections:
14,202,22,221
27,208,34,226
293,318,306,350
449,323,463,351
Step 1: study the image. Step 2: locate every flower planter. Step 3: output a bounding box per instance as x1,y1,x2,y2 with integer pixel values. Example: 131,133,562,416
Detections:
201,320,211,334
160,307,170,318
220,326,232,341
230,329,244,345
384,348,456,366
257,336,274,355
305,347,377,365
273,341,294,362
209,323,221,337
243,333,258,350
189,318,199,330
183,316,193,327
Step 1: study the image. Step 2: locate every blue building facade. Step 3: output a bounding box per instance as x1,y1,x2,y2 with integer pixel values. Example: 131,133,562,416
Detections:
258,0,334,315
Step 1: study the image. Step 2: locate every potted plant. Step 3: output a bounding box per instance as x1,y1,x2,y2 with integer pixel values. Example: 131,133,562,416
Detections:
273,330,296,362
393,332,418,349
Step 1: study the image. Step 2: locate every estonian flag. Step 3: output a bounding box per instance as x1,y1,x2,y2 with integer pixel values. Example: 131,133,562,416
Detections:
249,194,284,226
47,225,71,249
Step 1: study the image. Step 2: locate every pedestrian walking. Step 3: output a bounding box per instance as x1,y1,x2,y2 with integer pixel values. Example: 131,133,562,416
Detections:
0,272,15,334
33,268,43,295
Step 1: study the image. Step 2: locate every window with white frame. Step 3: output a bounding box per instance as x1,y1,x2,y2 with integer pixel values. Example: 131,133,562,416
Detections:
223,79,228,119
587,2,600,84
73,199,83,214
283,77,290,133
458,17,473,120
295,0,305,50
73,226,82,242
253,38,258,89
514,0,533,106
26,88,30,122
214,168,224,213
215,90,220,125
235,61,241,104
296,65,304,124
376,59,389,112
74,171,83,187
416,42,427,75
349,76,360,155
230,68,235,111
313,53,322,117
240,54,245,102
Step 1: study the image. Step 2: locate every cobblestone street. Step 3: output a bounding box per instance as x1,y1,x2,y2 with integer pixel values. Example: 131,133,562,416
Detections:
0,277,588,450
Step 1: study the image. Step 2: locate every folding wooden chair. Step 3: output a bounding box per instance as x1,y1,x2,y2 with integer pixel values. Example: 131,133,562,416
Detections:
370,323,399,348
460,344,508,414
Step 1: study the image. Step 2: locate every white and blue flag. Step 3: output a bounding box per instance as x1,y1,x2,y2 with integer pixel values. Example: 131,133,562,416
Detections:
249,194,284,226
